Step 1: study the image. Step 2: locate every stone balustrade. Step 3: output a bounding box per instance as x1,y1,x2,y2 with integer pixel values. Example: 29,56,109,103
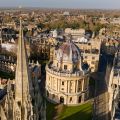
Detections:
46,65,85,77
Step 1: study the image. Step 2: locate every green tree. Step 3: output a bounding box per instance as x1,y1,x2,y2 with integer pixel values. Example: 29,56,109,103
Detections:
37,23,45,29
70,21,80,29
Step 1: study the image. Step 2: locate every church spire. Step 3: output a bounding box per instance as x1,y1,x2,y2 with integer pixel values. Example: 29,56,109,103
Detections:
15,17,32,102
0,18,42,120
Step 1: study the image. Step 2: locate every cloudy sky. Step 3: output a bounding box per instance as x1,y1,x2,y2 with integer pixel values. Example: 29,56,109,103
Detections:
0,0,120,9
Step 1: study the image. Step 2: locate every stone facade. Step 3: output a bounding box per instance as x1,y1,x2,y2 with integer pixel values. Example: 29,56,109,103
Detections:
31,35,50,60
46,37,90,105
0,59,16,73
65,28,85,39
108,51,120,120
76,38,101,72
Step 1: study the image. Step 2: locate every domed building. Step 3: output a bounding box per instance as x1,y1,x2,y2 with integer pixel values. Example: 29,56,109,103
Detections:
45,37,90,105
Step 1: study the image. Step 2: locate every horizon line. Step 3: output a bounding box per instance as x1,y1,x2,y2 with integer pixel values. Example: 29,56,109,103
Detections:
0,6,120,10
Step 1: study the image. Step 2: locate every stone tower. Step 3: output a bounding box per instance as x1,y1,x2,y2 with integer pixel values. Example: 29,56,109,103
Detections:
13,18,33,120
0,18,43,120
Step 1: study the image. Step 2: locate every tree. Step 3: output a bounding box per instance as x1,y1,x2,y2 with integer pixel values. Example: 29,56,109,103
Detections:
37,23,45,29
23,27,28,36
70,21,80,29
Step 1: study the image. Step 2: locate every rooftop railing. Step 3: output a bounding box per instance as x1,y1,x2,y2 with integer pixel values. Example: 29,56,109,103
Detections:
46,64,85,77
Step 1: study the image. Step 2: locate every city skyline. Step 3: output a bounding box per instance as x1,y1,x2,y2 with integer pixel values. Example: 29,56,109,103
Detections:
0,0,120,9
0,5,119,120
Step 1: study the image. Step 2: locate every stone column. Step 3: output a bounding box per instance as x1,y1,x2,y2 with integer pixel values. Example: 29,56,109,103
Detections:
51,76,53,90
59,79,61,92
69,81,71,92
46,74,48,88
76,80,78,93
82,79,85,91
82,93,85,102
68,81,71,93
82,79,86,102
66,80,68,93
52,77,54,90
57,78,59,92
57,78,58,92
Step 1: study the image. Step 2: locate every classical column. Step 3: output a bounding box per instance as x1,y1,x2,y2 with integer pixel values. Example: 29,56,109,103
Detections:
67,81,68,94
82,79,85,91
76,80,78,93
51,76,53,89
82,93,85,102
46,74,48,86
52,77,54,89
57,78,59,92
59,79,61,92
82,79,86,102
50,76,52,89
57,79,59,92
67,81,70,93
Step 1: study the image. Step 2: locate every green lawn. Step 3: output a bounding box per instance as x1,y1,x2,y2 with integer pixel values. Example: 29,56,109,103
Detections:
46,100,58,120
59,102,92,120
46,100,92,120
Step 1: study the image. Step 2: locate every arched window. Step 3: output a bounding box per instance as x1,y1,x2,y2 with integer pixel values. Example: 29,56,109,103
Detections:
60,96,64,103
70,97,72,102
78,96,81,103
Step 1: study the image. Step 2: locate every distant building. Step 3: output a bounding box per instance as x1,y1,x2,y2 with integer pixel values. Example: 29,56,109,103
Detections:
75,38,101,72
99,17,109,24
52,29,58,38
108,51,120,120
0,55,16,73
79,15,87,21
31,34,50,60
63,11,70,16
111,18,120,25
1,42,17,53
65,28,85,39
46,36,90,105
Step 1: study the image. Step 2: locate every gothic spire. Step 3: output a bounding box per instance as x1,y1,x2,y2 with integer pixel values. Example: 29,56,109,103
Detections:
15,18,32,102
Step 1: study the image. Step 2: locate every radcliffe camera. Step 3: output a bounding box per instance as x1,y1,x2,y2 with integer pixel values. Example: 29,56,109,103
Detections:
0,0,119,120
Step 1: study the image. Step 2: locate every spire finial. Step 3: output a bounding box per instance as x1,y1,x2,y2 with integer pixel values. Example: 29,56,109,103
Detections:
20,17,22,31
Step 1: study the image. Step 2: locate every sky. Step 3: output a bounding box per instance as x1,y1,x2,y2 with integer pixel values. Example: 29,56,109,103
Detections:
0,0,120,9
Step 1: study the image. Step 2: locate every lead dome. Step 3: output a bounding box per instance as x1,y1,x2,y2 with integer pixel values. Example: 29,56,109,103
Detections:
55,38,81,64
